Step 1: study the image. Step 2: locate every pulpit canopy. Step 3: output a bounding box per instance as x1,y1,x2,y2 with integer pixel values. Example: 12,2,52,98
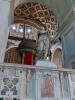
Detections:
17,38,36,53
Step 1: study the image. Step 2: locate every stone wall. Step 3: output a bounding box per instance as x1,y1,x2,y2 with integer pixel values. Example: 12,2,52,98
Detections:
62,20,75,68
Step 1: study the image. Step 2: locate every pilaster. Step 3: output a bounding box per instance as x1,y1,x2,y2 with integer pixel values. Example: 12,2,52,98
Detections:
0,0,13,62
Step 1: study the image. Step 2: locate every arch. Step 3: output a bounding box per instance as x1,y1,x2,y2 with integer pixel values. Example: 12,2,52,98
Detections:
14,2,57,32
51,43,63,67
14,0,73,27
52,48,63,68
13,18,44,30
6,45,18,52
51,43,62,60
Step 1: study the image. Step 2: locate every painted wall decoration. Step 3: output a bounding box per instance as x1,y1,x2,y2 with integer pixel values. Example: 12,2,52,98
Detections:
1,77,19,95
41,75,54,97
0,68,19,96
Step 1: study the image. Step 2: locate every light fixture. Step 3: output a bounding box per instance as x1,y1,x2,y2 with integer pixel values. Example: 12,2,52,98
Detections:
19,28,23,33
26,25,32,34
27,28,31,33
12,25,16,30
47,56,49,60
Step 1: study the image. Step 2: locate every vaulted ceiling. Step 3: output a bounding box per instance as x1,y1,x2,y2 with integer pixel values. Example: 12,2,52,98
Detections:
14,2,56,28
14,0,74,27
14,2,57,39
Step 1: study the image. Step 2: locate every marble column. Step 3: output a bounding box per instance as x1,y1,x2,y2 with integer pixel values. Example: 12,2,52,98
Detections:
19,70,27,99
54,72,61,99
27,69,31,97
0,0,13,62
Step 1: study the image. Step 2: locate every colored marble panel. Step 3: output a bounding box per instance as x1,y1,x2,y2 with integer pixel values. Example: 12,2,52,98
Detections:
41,75,54,97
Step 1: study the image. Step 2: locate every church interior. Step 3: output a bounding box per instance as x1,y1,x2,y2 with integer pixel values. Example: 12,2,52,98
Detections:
0,0,75,100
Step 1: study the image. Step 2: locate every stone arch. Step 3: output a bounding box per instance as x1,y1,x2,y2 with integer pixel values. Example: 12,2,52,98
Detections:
14,18,44,30
14,2,57,32
6,45,18,52
53,48,63,67
51,43,63,67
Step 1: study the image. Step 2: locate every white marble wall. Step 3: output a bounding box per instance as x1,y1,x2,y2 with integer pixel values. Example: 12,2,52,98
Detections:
0,0,12,62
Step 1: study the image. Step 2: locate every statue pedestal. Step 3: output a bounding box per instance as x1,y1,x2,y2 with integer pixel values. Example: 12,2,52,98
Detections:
35,60,61,100
36,60,57,68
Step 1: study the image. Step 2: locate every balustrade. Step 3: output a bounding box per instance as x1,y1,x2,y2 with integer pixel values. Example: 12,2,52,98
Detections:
0,63,75,100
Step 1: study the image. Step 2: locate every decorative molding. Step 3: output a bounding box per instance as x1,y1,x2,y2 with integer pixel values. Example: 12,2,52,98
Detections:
58,10,75,36
62,26,74,37
54,10,75,41
14,17,43,30
6,45,18,52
